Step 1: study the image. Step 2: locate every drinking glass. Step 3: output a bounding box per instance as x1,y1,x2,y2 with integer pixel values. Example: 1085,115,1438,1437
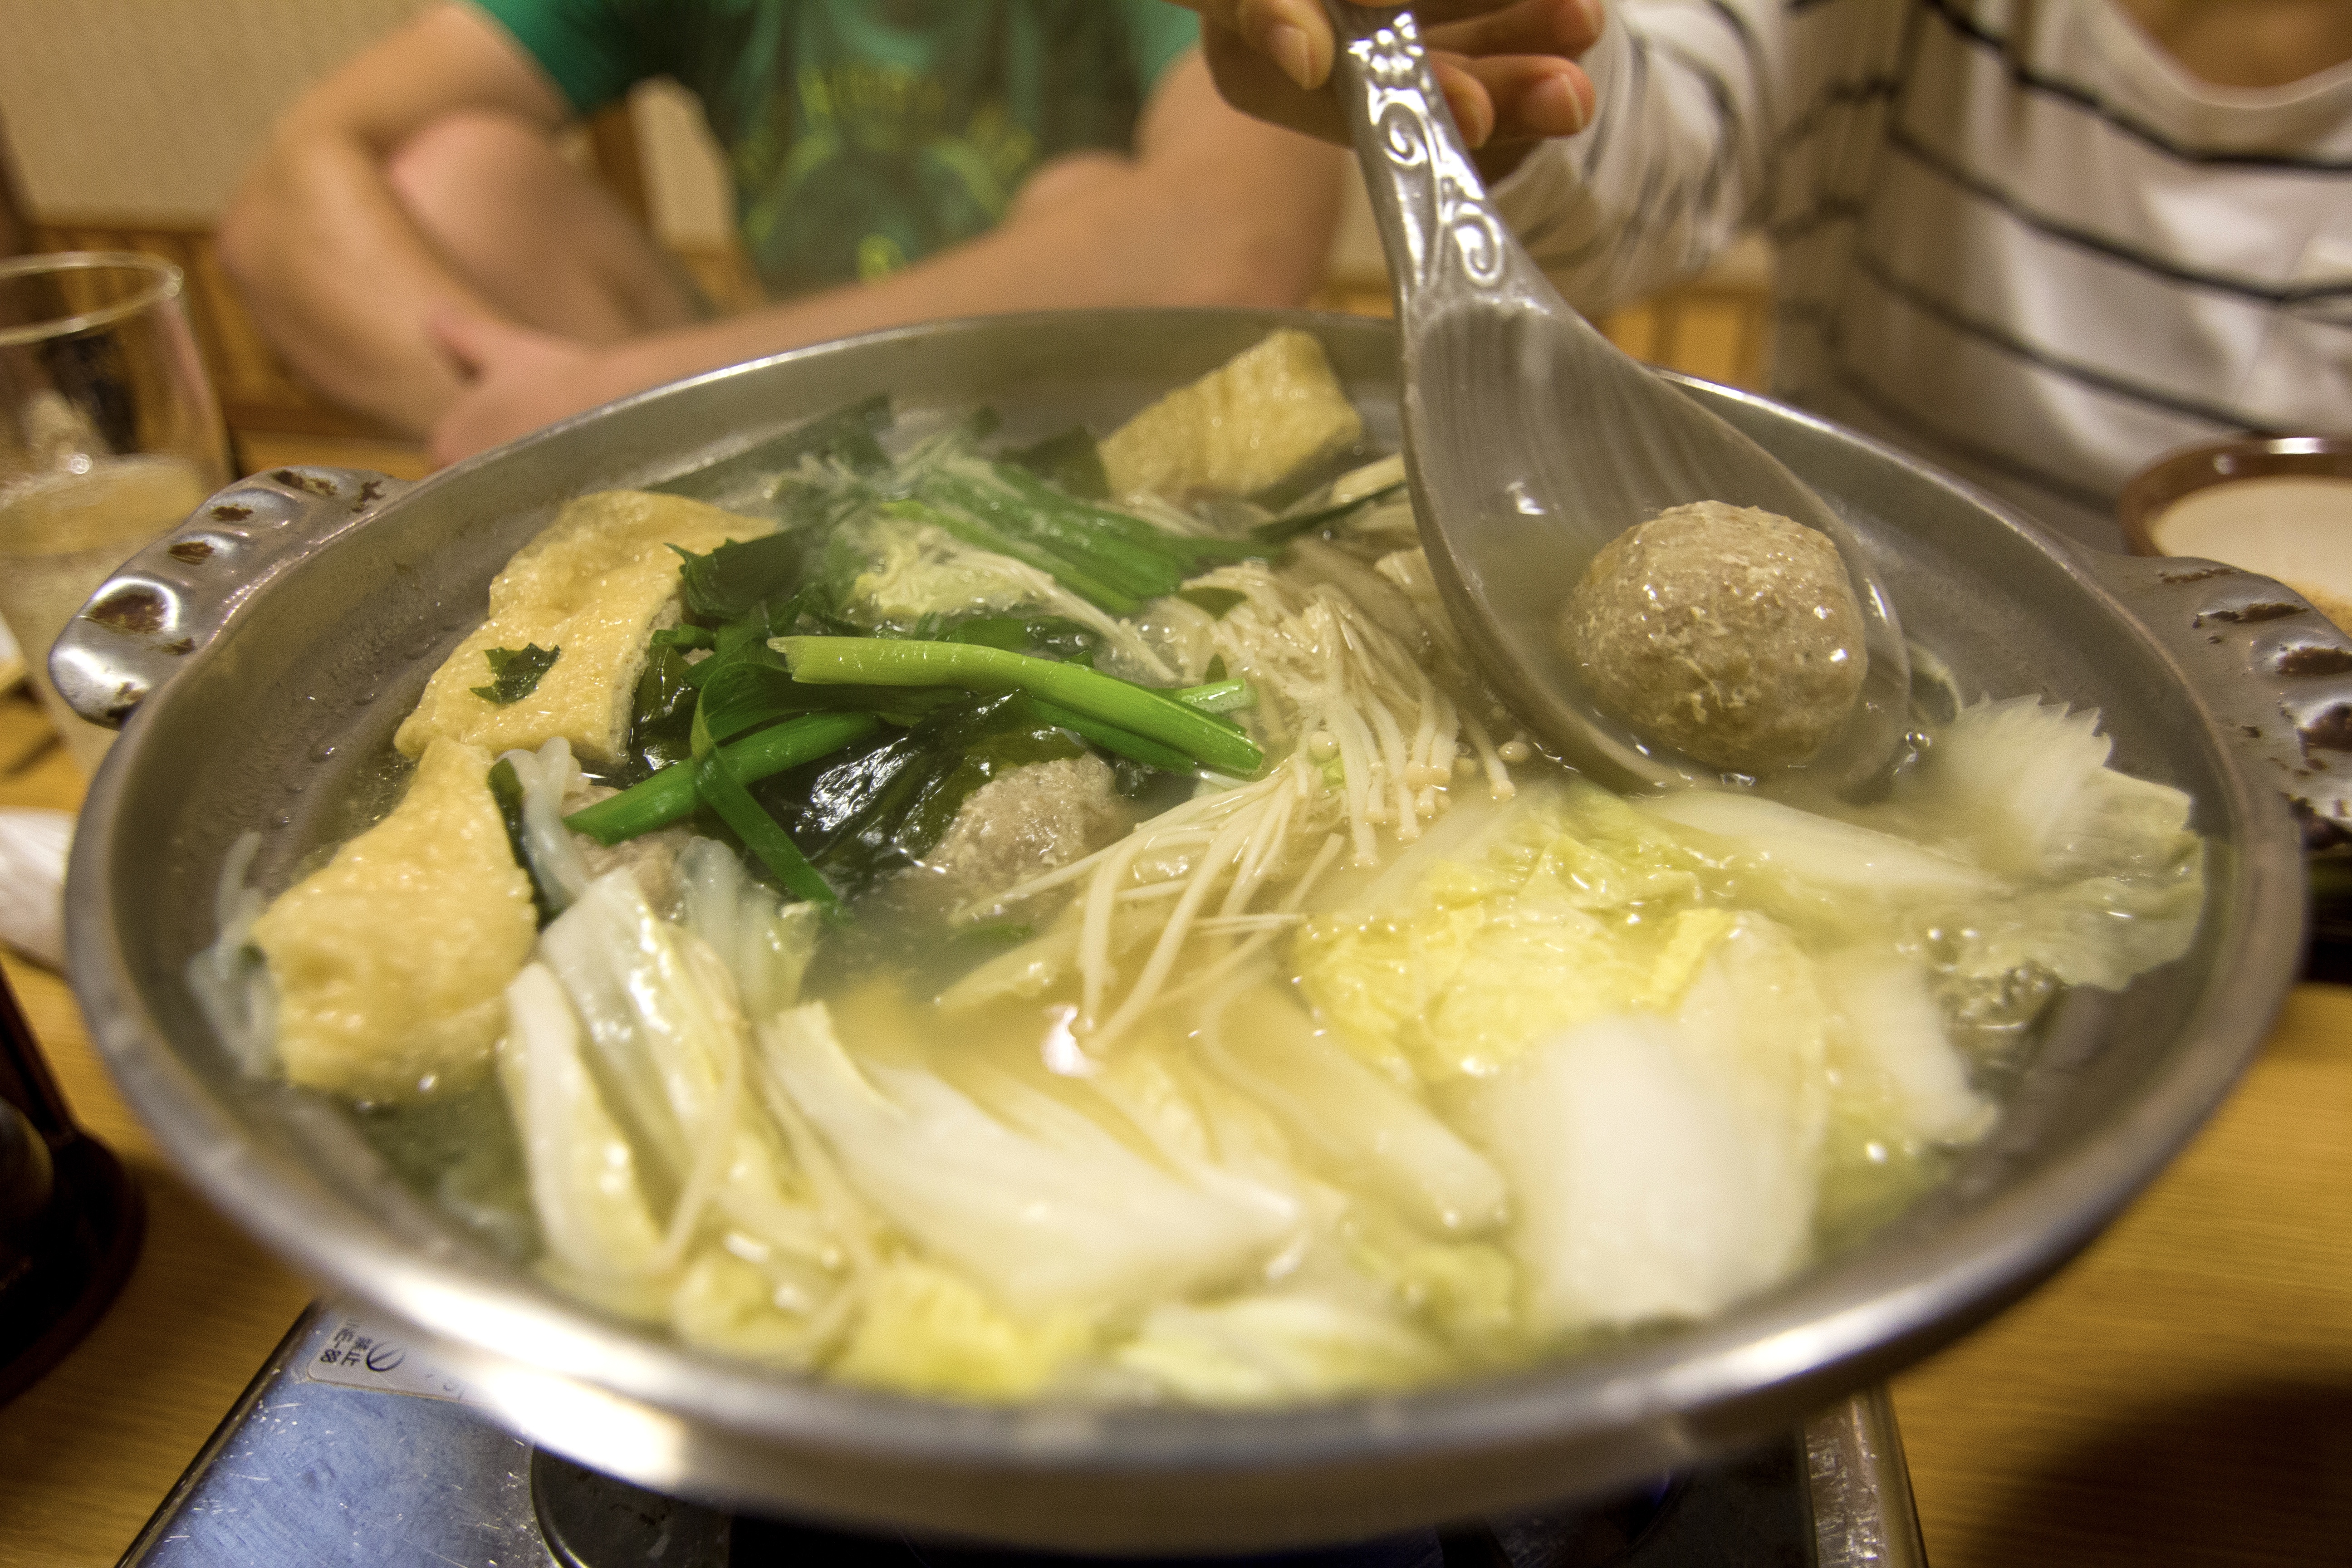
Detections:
0,252,230,776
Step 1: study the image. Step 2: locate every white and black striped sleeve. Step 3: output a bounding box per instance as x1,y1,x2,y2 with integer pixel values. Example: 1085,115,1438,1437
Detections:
1490,0,1785,314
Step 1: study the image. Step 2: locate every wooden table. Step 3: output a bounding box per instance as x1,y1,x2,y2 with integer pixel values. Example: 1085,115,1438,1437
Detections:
0,681,2346,1568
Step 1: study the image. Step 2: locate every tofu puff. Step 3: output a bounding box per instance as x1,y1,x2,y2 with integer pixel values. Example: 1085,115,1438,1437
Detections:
1101,329,1362,502
397,491,761,767
250,739,535,1103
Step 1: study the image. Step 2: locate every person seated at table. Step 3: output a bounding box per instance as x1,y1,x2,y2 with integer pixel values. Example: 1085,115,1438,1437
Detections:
221,1,1346,466
1181,0,2352,550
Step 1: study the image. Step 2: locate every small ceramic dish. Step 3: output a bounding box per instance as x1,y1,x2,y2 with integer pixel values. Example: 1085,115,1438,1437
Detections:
2118,435,2352,623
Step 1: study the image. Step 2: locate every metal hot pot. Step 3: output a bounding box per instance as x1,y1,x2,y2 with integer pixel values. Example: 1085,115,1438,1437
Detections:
49,309,2352,1551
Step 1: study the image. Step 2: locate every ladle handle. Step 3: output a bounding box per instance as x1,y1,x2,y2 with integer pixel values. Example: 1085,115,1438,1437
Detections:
1323,2,1552,326
49,466,412,728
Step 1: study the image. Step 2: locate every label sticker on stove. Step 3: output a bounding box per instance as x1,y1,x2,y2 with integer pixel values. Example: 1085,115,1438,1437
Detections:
300,1314,482,1405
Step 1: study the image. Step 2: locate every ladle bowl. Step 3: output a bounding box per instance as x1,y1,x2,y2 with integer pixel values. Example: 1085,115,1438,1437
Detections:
1324,0,1911,794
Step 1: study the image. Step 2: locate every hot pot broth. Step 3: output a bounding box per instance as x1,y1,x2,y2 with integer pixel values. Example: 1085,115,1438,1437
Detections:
200,333,2205,1406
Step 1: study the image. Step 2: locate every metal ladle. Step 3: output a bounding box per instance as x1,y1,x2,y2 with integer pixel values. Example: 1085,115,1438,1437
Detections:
1323,1,1910,793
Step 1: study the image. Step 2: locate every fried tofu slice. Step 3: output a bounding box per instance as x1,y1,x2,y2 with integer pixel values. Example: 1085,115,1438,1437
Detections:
251,738,538,1103
1099,329,1363,501
395,490,761,766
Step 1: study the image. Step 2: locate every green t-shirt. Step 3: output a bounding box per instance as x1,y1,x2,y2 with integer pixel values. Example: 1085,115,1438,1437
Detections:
475,0,1200,299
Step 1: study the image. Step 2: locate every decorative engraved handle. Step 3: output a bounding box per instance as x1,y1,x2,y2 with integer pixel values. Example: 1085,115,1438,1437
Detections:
50,466,411,727
2086,551,2352,848
1324,2,1527,318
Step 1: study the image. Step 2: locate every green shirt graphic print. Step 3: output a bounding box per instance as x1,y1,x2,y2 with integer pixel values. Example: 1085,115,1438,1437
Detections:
474,0,1200,299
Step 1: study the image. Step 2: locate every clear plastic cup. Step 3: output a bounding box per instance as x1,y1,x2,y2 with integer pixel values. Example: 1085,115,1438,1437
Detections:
0,252,230,777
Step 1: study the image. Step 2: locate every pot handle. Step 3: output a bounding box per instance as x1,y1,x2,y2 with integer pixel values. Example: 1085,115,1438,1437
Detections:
2084,551,2352,847
49,465,412,729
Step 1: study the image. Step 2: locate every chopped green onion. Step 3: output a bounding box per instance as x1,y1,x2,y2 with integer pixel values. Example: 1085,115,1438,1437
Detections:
690,702,838,906
1252,480,1409,546
881,497,1141,615
566,710,879,846
924,476,1176,601
1028,698,1196,773
771,637,1263,777
1171,678,1256,715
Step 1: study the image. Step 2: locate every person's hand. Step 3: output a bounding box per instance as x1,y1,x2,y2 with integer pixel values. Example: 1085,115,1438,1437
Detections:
1174,0,1602,159
424,307,628,466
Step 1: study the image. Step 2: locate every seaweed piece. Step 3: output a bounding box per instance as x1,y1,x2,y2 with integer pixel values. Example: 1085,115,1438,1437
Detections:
487,757,557,925
625,646,700,780
1175,587,1247,618
763,693,1083,898
1004,426,1110,500
671,532,808,624
471,644,560,705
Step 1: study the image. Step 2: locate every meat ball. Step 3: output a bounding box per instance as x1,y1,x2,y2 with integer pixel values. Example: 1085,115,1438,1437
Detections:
1557,501,1866,771
897,755,1125,917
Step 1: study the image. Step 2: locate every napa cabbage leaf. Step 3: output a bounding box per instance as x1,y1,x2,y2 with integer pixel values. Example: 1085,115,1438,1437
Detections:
498,962,668,1317
831,1259,1096,1401
1295,782,1744,1081
1197,980,1507,1235
760,1004,1298,1315
534,871,840,1275
1472,1006,1819,1332
1113,1294,1447,1405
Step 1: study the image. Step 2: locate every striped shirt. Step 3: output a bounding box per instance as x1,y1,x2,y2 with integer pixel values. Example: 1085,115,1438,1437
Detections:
1492,0,2352,549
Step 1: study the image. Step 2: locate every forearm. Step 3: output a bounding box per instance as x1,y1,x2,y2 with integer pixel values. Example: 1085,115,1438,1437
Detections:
1492,0,1782,315
575,71,1345,407
220,125,499,435
425,57,1345,463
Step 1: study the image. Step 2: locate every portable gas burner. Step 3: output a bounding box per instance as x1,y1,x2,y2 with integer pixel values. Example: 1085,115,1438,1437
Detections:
118,1307,1924,1567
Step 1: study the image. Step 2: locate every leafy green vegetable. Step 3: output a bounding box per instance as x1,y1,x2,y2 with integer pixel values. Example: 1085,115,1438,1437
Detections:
671,532,807,624
1176,587,1247,618
924,473,1190,604
1002,426,1110,500
627,647,700,779
920,612,1099,666
1027,698,1195,774
651,392,892,502
691,701,838,906
486,757,556,926
771,693,1084,896
1171,678,1256,715
772,636,1264,777
1252,480,1408,546
566,710,880,846
990,464,1258,564
470,643,560,705
884,497,1141,614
